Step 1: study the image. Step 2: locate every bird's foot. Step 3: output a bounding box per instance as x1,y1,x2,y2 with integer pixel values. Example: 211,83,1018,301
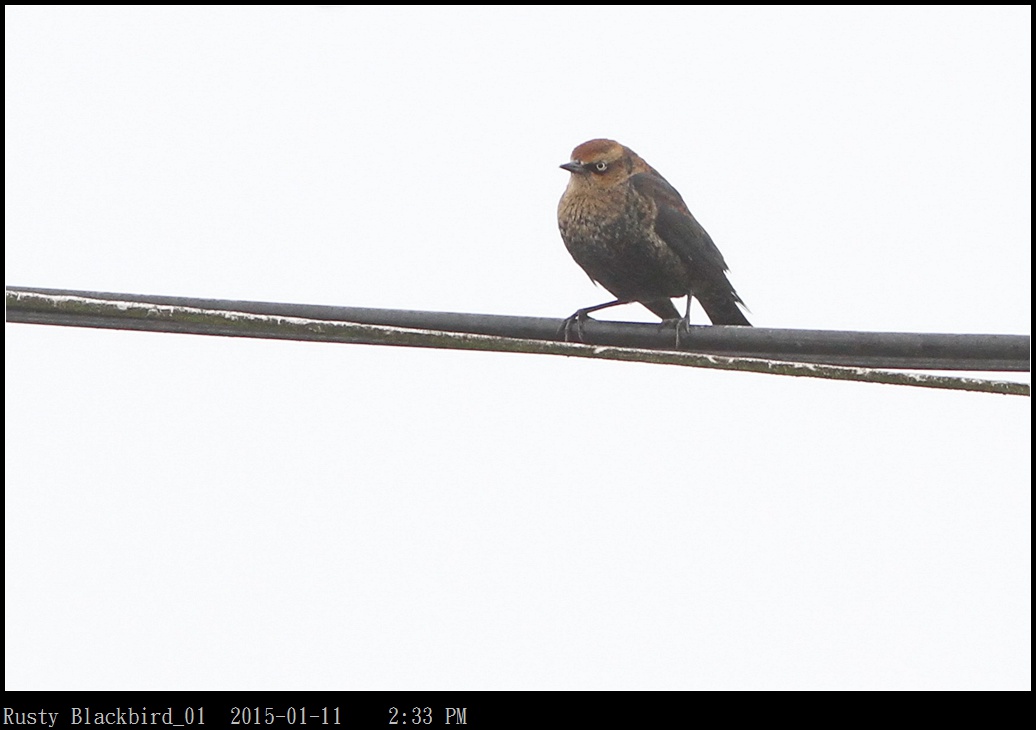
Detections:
677,315,691,349
661,317,690,350
558,310,595,343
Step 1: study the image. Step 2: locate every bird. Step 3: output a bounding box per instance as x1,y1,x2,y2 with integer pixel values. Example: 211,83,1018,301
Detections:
557,138,750,338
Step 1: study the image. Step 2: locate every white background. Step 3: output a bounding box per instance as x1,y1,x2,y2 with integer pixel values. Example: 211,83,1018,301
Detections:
5,6,1030,690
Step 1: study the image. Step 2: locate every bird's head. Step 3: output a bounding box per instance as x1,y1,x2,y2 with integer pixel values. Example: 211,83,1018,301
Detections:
560,139,640,189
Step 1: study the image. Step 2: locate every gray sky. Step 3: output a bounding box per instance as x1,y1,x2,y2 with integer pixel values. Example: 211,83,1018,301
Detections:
5,6,1030,690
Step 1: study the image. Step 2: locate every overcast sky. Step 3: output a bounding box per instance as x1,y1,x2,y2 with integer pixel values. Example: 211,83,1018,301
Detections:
5,5,1030,690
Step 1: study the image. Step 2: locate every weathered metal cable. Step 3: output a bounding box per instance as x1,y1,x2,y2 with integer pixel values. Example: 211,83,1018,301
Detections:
7,286,1029,372
5,288,1029,396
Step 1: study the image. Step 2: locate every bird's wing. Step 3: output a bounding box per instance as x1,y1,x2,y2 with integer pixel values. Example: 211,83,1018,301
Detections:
630,172,730,276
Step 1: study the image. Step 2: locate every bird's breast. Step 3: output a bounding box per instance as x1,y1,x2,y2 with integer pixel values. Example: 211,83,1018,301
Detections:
557,185,691,301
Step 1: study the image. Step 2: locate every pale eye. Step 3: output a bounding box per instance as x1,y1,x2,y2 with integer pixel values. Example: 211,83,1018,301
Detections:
594,161,608,172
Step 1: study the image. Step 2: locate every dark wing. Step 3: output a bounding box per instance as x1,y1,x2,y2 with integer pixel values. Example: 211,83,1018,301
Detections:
630,172,730,278
630,172,750,324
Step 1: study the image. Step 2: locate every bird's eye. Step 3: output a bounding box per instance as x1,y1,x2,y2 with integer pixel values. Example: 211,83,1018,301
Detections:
594,161,608,172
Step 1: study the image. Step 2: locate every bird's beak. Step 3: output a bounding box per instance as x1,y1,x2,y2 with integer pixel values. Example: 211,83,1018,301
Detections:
560,161,585,173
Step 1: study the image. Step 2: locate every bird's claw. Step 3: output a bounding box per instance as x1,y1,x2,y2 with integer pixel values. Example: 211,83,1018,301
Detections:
661,317,689,350
676,316,690,349
558,310,593,343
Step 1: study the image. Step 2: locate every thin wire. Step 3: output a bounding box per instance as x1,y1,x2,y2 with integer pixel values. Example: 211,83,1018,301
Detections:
6,289,1028,396
7,285,1030,371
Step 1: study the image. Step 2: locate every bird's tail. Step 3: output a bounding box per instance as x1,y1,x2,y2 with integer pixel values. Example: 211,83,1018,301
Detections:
697,289,752,326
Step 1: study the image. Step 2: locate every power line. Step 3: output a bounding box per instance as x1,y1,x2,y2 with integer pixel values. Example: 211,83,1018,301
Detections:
5,287,1029,396
9,285,1029,371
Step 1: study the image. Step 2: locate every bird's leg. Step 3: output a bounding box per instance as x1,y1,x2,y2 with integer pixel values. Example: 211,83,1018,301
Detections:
558,299,625,343
674,294,694,349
